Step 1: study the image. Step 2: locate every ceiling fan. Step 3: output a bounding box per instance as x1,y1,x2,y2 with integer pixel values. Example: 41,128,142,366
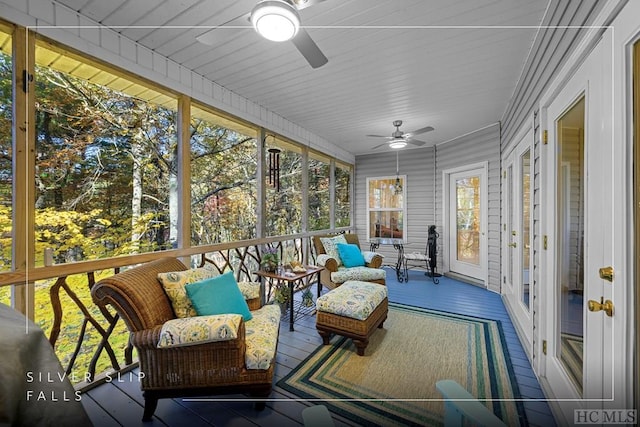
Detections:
196,0,328,69
367,120,434,149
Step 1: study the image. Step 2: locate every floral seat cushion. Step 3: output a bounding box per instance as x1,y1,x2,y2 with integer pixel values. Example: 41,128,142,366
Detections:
244,304,281,370
157,314,242,348
316,280,388,320
330,266,386,284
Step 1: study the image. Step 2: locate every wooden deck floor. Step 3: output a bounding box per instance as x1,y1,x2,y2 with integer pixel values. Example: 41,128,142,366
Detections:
81,268,556,426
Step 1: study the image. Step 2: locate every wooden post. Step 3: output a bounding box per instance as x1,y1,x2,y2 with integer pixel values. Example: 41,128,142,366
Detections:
177,95,191,267
301,148,309,264
11,26,35,319
256,128,266,239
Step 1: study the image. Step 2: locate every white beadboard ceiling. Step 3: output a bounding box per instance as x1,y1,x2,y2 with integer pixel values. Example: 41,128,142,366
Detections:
54,0,549,155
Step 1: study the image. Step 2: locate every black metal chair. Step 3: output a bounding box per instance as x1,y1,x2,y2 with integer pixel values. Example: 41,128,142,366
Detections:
401,225,440,284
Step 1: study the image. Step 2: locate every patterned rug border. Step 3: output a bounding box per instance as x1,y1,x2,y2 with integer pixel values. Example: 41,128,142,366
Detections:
277,302,527,426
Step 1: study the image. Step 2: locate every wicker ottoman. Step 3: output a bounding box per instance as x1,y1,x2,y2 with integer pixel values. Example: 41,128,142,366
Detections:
315,280,388,356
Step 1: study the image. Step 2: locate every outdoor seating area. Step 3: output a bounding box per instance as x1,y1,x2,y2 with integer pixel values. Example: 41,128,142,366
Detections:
0,2,636,426
91,257,281,420
312,233,386,290
77,270,554,426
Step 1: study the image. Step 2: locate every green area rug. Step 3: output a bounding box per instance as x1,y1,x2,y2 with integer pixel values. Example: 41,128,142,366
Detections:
277,303,526,426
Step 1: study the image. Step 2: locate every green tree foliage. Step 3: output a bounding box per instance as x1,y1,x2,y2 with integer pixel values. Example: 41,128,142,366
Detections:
308,158,330,231
190,116,258,244
0,51,12,272
33,65,177,260
266,148,303,236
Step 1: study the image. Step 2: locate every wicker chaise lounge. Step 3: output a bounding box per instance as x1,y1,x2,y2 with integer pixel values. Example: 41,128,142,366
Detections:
91,257,280,421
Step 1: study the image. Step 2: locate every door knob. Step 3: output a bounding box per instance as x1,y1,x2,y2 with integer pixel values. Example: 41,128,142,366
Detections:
599,266,614,282
588,297,614,317
508,243,516,248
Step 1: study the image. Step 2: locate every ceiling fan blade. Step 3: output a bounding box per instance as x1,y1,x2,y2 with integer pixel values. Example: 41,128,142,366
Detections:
196,13,250,45
366,134,392,138
407,139,427,147
291,0,328,11
371,142,390,150
291,28,328,68
405,126,434,137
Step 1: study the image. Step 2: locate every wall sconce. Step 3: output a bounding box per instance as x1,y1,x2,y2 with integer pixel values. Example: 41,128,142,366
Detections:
268,147,282,191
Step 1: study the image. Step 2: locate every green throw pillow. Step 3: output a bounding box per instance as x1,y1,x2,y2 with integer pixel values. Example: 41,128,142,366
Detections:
185,271,253,321
336,243,366,268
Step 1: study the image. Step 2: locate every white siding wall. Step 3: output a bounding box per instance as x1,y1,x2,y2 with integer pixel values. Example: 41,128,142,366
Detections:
435,124,501,292
354,148,436,262
0,0,355,164
355,124,500,291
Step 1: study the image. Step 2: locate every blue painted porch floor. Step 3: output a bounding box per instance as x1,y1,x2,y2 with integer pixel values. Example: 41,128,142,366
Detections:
81,267,557,426
384,267,556,427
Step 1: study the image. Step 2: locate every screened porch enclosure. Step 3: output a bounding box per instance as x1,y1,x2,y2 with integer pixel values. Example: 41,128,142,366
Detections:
0,22,354,386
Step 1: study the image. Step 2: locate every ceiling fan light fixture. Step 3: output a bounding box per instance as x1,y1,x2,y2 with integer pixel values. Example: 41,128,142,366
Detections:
251,0,300,42
389,138,407,149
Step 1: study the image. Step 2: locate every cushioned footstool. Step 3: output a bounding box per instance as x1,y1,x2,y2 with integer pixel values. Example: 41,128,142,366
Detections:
315,280,388,356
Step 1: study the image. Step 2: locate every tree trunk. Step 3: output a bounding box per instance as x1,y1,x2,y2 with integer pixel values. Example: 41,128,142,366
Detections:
131,137,143,254
169,172,178,248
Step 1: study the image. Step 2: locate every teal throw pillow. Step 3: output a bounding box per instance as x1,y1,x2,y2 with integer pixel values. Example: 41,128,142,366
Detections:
185,271,253,321
336,243,366,268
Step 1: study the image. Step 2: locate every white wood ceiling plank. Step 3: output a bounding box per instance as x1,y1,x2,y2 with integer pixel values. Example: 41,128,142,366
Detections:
120,0,251,49
43,0,549,154
54,0,92,13
77,0,128,24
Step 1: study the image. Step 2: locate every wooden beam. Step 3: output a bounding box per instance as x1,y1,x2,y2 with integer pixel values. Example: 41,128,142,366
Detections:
177,95,191,267
256,128,266,239
329,160,336,228
11,26,35,319
301,148,309,263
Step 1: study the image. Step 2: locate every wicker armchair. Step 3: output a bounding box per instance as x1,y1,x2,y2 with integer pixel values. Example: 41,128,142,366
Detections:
312,233,386,290
91,257,279,421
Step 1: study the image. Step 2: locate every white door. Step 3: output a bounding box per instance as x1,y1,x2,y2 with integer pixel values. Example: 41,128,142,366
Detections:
447,165,487,282
541,32,617,422
502,134,533,348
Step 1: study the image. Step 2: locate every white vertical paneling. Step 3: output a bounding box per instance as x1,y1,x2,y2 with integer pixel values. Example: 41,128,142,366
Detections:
78,15,99,46
28,0,54,22
167,59,180,82
191,72,203,95
136,44,153,70
152,52,167,77
531,109,541,371
119,36,136,63
201,78,213,99
54,4,78,36
435,124,501,291
99,26,119,54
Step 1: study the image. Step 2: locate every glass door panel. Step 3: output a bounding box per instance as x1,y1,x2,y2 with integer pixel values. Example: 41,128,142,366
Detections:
507,165,514,288
448,166,486,282
521,149,531,309
557,96,585,394
455,177,480,264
